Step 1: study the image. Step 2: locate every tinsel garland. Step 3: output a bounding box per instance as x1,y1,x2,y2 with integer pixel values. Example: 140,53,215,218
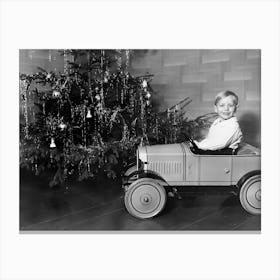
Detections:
19,50,160,185
19,80,30,139
19,49,211,186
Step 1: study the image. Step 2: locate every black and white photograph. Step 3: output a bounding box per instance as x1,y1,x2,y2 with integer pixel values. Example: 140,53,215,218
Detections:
1,1,280,280
19,49,261,231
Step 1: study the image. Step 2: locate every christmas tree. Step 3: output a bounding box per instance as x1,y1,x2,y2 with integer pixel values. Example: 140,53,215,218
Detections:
20,49,211,187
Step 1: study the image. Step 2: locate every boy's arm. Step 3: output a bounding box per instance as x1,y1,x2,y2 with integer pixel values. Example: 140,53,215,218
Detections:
194,120,241,150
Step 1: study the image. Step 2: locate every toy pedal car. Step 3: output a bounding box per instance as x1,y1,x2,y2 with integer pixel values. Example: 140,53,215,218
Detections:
122,142,261,219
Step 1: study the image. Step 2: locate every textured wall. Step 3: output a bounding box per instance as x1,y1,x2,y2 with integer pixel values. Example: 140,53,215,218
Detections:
19,49,261,147
130,50,261,147
19,50,64,74
19,50,65,124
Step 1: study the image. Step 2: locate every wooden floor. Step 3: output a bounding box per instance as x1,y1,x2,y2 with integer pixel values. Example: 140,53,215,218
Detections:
20,169,261,231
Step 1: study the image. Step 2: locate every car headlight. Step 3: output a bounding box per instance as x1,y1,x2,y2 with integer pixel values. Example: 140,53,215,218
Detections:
138,146,148,170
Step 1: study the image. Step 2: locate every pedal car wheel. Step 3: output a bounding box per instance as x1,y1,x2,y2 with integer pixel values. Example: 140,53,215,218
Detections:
124,178,166,219
124,165,137,178
239,174,261,215
123,165,138,187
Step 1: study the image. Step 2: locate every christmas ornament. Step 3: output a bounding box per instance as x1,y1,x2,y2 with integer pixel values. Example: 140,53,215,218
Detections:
58,122,67,130
142,79,148,88
104,70,109,83
86,109,92,118
35,164,39,176
52,90,61,98
50,138,56,148
95,94,101,101
145,92,151,99
20,49,188,185
167,108,171,119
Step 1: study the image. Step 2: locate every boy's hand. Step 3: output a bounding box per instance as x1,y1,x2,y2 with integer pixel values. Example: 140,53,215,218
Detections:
186,136,195,148
189,139,199,151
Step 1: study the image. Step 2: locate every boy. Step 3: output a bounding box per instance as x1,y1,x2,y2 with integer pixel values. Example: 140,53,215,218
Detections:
192,91,243,155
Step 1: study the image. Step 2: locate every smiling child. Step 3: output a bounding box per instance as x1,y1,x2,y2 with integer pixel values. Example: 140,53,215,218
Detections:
193,91,243,154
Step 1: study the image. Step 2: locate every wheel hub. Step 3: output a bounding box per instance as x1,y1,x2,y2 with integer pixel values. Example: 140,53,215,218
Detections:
255,190,261,201
246,180,261,209
141,194,152,204
124,178,167,219
239,174,261,215
130,184,161,214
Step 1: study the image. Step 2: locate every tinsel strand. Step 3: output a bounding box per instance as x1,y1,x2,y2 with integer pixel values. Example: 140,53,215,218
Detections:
20,80,29,139
63,49,69,75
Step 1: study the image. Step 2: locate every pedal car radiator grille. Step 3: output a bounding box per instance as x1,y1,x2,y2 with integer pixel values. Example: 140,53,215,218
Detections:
148,161,182,174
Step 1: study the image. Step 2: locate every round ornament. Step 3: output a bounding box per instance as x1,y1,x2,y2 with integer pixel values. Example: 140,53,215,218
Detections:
58,123,67,130
142,79,148,88
95,94,101,101
145,92,151,99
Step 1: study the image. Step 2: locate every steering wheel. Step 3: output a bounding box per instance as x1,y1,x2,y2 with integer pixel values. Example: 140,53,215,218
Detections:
185,136,199,151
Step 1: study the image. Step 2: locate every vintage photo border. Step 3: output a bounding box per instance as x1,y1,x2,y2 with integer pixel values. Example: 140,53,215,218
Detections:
1,0,280,279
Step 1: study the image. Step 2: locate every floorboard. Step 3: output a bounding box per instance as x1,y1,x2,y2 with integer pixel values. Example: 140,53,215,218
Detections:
20,169,261,231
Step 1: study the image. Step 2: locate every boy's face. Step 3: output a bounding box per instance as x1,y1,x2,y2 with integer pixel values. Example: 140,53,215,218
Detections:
215,96,237,120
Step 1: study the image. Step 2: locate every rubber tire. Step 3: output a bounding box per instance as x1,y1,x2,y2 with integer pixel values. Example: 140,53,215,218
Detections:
239,174,261,215
124,165,137,177
124,178,167,219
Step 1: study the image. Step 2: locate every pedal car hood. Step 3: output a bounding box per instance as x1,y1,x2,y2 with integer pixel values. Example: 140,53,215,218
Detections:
138,143,184,164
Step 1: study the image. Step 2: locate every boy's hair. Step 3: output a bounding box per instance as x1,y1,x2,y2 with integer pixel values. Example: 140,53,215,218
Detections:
214,90,239,106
